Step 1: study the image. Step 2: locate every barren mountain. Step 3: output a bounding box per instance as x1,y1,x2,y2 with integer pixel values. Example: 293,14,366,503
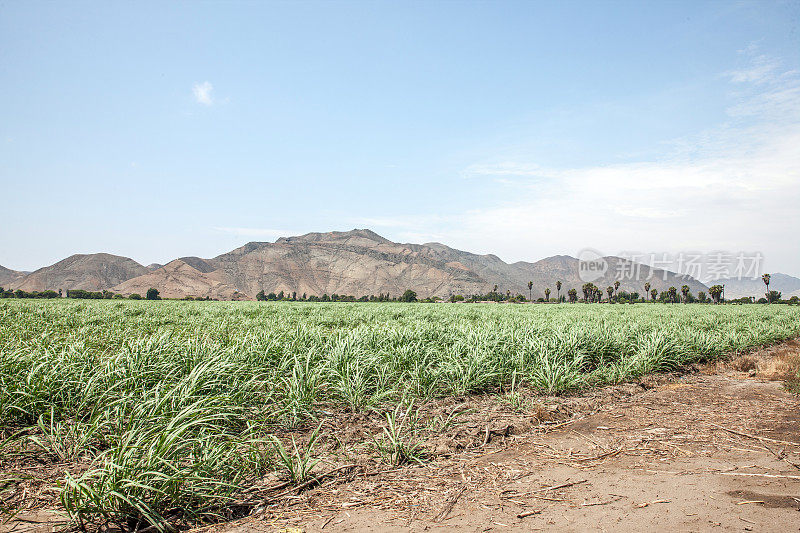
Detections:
511,254,707,300
0,265,27,288
407,244,706,299
6,230,711,300
717,273,800,300
108,229,708,300
112,260,245,300
10,253,150,292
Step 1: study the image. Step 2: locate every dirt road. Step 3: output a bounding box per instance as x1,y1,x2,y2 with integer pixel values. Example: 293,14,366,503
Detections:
235,340,800,532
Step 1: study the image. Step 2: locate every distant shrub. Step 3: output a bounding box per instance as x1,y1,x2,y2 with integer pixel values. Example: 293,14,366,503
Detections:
6,289,60,299
67,290,104,299
400,289,418,302
767,290,782,303
129,293,142,300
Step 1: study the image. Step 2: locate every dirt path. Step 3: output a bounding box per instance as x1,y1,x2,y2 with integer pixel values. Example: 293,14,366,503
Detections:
231,341,800,532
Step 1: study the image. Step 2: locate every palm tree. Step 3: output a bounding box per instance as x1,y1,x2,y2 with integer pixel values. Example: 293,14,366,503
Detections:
762,273,770,303
582,283,592,303
556,280,562,303
681,284,690,303
644,282,651,301
528,281,533,302
606,286,614,302
493,284,498,294
668,286,678,303
709,284,723,304
568,288,578,303
544,287,550,302
613,280,620,301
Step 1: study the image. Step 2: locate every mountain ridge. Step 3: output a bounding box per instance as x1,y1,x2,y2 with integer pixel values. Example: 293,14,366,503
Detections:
716,273,800,300
8,253,150,293
0,265,28,288
4,229,710,300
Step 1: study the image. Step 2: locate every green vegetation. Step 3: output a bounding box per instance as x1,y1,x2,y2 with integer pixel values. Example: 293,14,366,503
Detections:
0,287,147,300
709,284,724,303
767,290,782,303
271,424,322,483
400,289,418,302
1,300,799,530
0,288,60,299
374,403,426,465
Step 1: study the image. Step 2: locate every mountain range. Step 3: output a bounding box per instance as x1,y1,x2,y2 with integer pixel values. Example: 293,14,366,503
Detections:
0,264,28,288
717,273,800,300
0,229,753,300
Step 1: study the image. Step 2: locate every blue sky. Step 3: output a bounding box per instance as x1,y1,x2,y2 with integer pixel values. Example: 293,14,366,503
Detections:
1,1,799,275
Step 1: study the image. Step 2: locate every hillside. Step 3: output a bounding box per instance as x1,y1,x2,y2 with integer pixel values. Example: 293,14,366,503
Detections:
0,265,27,288
109,229,708,300
5,230,711,300
10,253,150,292
112,260,244,300
718,273,800,300
511,254,707,300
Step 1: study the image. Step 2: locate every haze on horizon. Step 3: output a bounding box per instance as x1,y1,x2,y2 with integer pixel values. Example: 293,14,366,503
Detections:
1,1,799,276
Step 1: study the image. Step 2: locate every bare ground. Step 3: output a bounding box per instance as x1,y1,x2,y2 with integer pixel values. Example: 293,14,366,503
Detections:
4,340,800,533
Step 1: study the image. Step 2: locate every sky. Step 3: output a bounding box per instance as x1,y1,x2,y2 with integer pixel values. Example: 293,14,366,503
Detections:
1,1,799,277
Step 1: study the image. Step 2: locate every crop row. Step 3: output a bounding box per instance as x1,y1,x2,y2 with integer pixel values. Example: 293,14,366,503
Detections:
1,300,798,530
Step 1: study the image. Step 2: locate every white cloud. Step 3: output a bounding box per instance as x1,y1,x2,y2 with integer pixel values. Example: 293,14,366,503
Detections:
192,81,214,105
725,54,781,84
364,52,800,274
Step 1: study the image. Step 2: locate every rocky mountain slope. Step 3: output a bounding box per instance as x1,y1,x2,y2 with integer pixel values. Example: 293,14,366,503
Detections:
6,229,710,300
9,253,150,292
717,273,800,300
112,259,244,300
112,229,708,300
0,265,27,288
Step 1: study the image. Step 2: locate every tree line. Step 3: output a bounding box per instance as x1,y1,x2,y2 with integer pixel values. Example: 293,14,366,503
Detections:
1,287,164,300
441,273,795,305
3,273,795,304
255,289,423,303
